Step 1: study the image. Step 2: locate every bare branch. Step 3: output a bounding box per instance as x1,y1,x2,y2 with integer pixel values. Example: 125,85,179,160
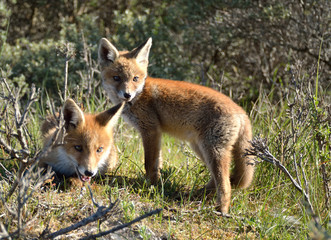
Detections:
0,135,19,159
0,221,12,240
0,77,14,99
57,42,75,101
79,208,163,240
42,182,161,240
87,184,101,208
0,185,17,218
0,162,13,180
4,180,18,202
0,79,40,163
44,198,119,239
20,165,54,206
246,137,315,214
298,154,309,194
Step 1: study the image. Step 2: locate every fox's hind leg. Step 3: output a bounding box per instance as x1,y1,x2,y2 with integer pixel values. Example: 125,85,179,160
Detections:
198,119,240,214
201,143,233,214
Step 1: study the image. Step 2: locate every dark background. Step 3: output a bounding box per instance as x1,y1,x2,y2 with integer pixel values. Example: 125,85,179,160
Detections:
1,0,330,104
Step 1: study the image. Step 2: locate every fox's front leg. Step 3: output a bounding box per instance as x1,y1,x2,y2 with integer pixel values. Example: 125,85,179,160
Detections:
141,128,162,184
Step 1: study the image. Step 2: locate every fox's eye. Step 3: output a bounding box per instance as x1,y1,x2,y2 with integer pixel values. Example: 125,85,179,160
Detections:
96,147,103,153
113,76,121,81
133,76,139,82
74,145,83,152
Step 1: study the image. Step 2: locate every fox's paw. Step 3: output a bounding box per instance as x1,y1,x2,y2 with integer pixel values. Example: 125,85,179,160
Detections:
146,171,160,185
215,203,230,216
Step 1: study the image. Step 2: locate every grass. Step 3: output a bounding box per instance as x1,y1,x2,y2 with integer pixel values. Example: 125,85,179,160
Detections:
1,108,329,239
0,56,330,239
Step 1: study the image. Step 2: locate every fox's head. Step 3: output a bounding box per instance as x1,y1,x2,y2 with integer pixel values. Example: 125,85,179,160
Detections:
98,38,152,103
61,99,124,182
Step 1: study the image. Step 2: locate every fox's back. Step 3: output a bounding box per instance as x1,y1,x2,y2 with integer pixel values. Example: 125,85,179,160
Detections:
129,77,248,139
145,77,244,112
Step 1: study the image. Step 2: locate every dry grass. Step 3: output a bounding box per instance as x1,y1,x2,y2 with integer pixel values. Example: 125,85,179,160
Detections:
0,45,330,239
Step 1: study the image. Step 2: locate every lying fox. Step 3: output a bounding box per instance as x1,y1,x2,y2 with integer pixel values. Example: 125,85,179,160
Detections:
98,38,254,214
39,98,124,183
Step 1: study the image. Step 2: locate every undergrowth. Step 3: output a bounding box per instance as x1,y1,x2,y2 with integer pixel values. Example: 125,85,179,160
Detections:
0,36,330,239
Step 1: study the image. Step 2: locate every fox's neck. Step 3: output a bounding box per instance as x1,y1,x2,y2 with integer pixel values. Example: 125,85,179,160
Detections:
129,78,146,105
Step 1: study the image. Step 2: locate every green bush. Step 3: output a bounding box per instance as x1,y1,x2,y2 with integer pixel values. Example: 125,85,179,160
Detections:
1,0,329,104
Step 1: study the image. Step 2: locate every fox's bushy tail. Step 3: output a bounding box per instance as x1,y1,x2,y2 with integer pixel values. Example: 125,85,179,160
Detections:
231,115,254,189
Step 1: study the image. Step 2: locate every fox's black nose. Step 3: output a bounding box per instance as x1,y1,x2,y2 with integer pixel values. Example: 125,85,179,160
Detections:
124,93,131,99
84,170,93,176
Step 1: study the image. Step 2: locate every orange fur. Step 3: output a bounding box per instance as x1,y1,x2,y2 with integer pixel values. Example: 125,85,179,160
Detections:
98,38,254,214
40,99,124,183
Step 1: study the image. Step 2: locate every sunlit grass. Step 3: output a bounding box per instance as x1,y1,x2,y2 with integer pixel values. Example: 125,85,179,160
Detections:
1,71,329,239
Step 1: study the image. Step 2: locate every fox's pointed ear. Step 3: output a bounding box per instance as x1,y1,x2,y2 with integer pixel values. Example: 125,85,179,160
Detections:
98,38,120,67
96,102,125,130
63,99,85,129
131,38,152,68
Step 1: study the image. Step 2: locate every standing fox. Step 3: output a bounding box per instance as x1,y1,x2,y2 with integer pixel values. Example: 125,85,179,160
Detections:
98,38,254,214
39,99,124,183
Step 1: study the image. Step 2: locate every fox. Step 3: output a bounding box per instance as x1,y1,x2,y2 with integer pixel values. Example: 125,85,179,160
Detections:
39,98,124,184
98,37,254,214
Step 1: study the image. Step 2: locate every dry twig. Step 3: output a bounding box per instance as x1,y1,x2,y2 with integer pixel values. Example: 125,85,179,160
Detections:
40,184,162,240
79,208,162,240
42,184,118,239
245,137,315,214
57,42,75,101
